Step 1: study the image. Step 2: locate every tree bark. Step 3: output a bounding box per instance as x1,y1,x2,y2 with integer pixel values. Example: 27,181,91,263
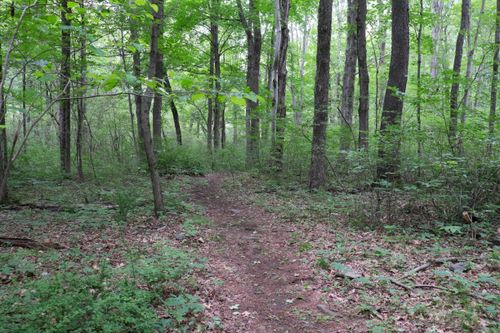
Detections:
488,0,499,155
0,43,7,202
339,0,358,152
449,0,470,153
152,0,165,150
237,0,262,168
270,0,290,171
309,0,333,189
132,3,165,216
376,0,410,182
210,0,222,150
431,0,444,78
59,0,71,174
416,0,423,163
164,73,182,145
76,0,87,181
357,0,369,150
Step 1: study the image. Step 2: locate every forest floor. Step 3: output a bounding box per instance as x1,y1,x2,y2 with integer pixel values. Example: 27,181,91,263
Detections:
0,172,498,332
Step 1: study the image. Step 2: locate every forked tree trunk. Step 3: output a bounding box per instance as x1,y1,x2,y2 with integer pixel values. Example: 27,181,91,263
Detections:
449,0,470,153
309,0,333,189
376,0,409,182
488,0,499,155
357,0,369,150
270,0,290,171
59,0,71,174
237,0,262,168
339,0,357,152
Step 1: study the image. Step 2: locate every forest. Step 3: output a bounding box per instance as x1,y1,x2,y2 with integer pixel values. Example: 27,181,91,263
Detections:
0,0,499,332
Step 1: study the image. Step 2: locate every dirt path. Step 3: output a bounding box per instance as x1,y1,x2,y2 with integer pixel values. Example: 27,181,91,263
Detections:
190,174,344,333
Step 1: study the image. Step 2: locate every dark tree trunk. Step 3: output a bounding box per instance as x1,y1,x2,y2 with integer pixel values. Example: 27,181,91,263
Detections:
270,0,290,171
76,0,86,181
449,0,470,153
339,0,358,152
416,0,423,163
152,0,164,150
0,43,7,202
357,0,369,150
237,0,262,168
488,0,499,155
309,0,333,189
132,3,165,216
376,0,410,182
210,1,222,150
59,0,72,174
164,73,182,145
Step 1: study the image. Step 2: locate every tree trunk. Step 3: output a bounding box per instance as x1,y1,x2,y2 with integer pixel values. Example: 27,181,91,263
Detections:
59,0,71,174
237,0,262,168
376,0,410,182
449,0,470,153
339,0,357,152
431,0,444,78
488,0,499,155
416,0,423,163
298,18,310,125
357,0,369,150
0,43,7,202
459,0,486,154
76,0,86,181
270,0,290,171
152,0,165,150
309,0,333,189
164,73,182,145
210,1,222,150
132,3,165,216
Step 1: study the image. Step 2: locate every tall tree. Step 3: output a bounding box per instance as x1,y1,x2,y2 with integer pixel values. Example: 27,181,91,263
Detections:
416,0,424,163
237,0,262,168
152,0,165,150
488,0,500,155
376,0,410,181
270,0,290,170
0,43,7,202
449,0,470,153
132,2,165,216
339,0,357,152
309,0,333,189
59,0,72,174
356,0,369,150
209,0,222,150
430,0,444,78
76,0,87,180
164,73,182,145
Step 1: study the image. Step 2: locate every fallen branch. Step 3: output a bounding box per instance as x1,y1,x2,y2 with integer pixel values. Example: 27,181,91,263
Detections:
0,237,66,250
401,257,475,280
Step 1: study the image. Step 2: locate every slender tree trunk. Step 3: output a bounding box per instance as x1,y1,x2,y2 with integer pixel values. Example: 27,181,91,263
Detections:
357,0,369,150
270,0,290,170
237,0,262,168
431,0,444,78
59,0,71,174
210,1,222,150
449,0,470,153
488,0,499,155
376,0,387,118
133,3,165,216
221,102,226,148
22,64,27,138
309,0,333,189
76,0,86,180
376,0,410,182
207,53,213,152
0,43,7,202
164,73,182,145
152,0,165,150
339,0,357,152
334,0,343,115
416,0,423,163
459,0,486,154
298,18,310,125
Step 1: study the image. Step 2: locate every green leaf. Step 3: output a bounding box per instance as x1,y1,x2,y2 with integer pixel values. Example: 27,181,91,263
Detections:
134,0,146,5
230,96,246,107
151,3,159,12
191,93,205,102
67,1,80,8
102,74,121,91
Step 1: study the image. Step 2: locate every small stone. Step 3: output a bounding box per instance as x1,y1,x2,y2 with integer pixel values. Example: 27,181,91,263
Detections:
175,232,186,241
449,262,469,273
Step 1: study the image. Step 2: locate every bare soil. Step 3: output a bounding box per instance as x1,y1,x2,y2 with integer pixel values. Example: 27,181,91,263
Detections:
190,173,359,333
